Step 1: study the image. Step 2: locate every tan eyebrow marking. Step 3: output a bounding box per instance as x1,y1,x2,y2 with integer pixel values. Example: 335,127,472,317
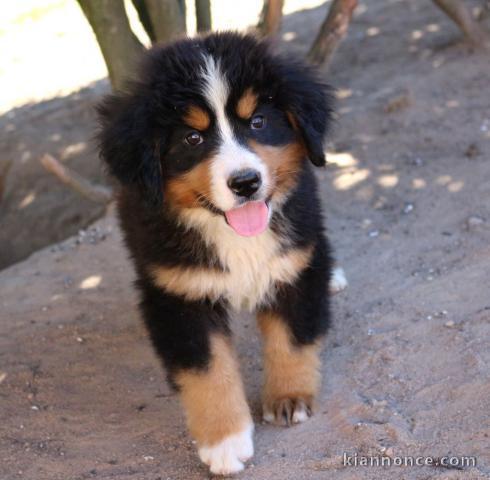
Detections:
183,105,211,130
236,88,258,119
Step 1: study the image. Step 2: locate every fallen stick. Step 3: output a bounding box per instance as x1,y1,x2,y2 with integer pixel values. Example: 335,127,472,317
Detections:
0,158,13,203
40,153,112,204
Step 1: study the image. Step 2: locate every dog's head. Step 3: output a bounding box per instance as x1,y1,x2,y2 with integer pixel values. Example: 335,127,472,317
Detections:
98,32,333,236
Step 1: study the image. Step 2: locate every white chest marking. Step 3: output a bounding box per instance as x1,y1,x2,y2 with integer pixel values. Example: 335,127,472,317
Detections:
152,210,312,311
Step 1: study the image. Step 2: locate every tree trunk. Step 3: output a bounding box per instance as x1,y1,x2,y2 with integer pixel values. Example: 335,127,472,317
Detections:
307,0,358,66
132,0,156,42
145,0,186,43
77,0,145,91
258,0,284,37
432,0,490,48
195,0,212,32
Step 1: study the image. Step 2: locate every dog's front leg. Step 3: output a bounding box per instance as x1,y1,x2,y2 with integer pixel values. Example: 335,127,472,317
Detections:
257,240,330,426
140,286,253,475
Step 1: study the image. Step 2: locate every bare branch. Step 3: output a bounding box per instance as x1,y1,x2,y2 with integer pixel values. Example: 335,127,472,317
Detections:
433,0,490,48
307,0,358,66
132,0,157,43
0,159,13,203
40,154,112,204
258,0,284,37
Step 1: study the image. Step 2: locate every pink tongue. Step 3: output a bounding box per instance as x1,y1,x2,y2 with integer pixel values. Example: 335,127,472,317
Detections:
225,201,269,237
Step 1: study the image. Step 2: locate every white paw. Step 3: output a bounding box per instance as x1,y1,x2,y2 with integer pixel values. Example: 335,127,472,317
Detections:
330,267,348,294
292,405,309,424
198,423,254,475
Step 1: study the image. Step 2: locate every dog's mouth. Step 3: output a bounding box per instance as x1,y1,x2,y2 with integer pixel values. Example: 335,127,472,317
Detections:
196,194,270,237
224,201,269,237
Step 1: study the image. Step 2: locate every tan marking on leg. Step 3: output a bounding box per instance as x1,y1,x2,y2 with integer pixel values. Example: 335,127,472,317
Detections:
236,88,258,119
183,105,210,131
257,311,322,426
165,159,212,208
248,140,304,198
175,335,252,446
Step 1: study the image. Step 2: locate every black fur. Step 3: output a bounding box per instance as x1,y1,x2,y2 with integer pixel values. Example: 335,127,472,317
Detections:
97,32,333,383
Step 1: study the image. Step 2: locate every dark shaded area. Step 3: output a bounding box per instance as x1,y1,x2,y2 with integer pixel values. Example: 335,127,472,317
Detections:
0,79,109,269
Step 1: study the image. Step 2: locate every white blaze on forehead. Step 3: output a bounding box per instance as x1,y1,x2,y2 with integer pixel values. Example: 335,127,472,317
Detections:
200,55,269,211
200,55,233,140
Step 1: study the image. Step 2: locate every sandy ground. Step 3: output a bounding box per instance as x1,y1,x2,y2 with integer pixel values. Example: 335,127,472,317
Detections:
1,1,490,479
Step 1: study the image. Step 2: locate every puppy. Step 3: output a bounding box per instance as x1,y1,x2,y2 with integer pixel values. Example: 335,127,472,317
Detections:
98,32,333,475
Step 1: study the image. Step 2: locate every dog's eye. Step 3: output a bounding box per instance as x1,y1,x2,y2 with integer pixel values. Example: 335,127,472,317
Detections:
250,114,266,130
184,131,203,146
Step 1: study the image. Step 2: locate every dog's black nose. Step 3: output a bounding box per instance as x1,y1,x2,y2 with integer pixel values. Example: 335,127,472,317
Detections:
227,169,262,198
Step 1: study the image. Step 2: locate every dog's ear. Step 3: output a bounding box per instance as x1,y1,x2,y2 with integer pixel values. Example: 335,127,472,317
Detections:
279,62,334,167
97,94,164,206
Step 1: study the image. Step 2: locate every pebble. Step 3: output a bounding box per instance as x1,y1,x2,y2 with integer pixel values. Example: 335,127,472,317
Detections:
465,143,480,158
368,230,379,238
403,203,414,214
466,215,485,230
444,320,455,328
384,91,411,113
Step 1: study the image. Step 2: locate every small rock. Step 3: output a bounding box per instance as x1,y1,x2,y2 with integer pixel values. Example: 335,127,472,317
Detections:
403,203,414,214
362,218,373,228
0,372,7,384
384,447,395,457
373,197,388,210
76,337,85,343
384,91,412,113
465,143,480,158
368,230,379,238
444,320,455,328
465,215,485,231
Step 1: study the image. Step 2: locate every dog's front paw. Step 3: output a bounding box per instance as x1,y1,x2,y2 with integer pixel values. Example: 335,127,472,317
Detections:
198,423,254,475
263,396,313,426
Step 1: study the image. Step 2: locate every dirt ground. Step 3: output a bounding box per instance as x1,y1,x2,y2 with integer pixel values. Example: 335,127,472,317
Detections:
1,1,490,479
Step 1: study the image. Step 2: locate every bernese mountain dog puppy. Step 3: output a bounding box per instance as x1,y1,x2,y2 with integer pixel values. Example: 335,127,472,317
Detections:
98,32,335,475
